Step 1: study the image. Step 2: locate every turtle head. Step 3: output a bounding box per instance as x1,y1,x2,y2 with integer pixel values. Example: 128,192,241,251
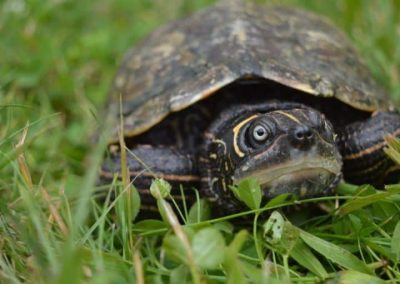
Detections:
203,105,342,211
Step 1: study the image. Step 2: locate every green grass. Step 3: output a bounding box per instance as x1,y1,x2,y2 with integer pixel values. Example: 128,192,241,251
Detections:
1,0,400,283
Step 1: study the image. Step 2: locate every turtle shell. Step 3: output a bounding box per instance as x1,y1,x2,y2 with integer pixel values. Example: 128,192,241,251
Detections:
109,0,389,140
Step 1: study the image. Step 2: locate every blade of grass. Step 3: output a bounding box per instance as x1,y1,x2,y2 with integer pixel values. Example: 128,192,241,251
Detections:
299,229,373,274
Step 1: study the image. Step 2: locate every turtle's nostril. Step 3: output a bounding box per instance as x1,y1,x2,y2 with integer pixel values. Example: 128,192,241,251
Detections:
305,129,313,139
290,125,315,150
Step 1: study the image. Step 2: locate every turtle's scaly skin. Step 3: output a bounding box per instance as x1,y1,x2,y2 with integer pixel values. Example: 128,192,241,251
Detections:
109,0,388,140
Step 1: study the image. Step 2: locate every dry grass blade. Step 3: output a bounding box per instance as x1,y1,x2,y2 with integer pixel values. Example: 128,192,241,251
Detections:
41,186,69,238
161,199,202,283
118,96,130,191
15,124,69,237
15,125,32,189
133,250,144,284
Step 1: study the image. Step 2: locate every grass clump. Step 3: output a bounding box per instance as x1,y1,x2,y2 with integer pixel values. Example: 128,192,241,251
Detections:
1,0,400,283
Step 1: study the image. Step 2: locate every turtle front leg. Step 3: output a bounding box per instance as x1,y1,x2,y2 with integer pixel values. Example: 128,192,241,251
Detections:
100,145,200,210
337,111,400,187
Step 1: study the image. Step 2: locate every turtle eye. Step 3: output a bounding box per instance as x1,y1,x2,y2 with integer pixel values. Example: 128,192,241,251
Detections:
243,119,275,150
253,125,269,142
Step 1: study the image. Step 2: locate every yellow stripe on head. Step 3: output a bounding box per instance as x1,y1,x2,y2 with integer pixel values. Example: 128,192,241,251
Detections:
232,114,259,158
275,110,301,124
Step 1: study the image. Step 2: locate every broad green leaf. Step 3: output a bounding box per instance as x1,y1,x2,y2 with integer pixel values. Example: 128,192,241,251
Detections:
182,227,196,242
290,240,328,278
131,185,141,222
223,230,248,284
170,265,190,284
263,211,285,244
338,185,400,215
133,219,167,233
264,193,294,208
192,227,225,269
163,235,187,264
348,214,363,233
81,247,131,276
224,257,245,284
263,211,299,255
213,221,234,235
333,270,385,284
300,230,373,274
228,230,248,254
230,178,261,210
336,182,361,196
387,184,400,193
187,198,211,224
391,220,400,260
240,260,262,283
115,184,140,231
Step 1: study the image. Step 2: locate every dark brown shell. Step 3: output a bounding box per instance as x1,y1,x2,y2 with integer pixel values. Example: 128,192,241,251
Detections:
109,0,389,139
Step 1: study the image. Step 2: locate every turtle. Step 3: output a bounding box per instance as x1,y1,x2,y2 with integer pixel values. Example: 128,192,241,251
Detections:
100,0,400,214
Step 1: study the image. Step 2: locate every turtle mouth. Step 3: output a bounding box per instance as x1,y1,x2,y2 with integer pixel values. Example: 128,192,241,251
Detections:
234,157,342,198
